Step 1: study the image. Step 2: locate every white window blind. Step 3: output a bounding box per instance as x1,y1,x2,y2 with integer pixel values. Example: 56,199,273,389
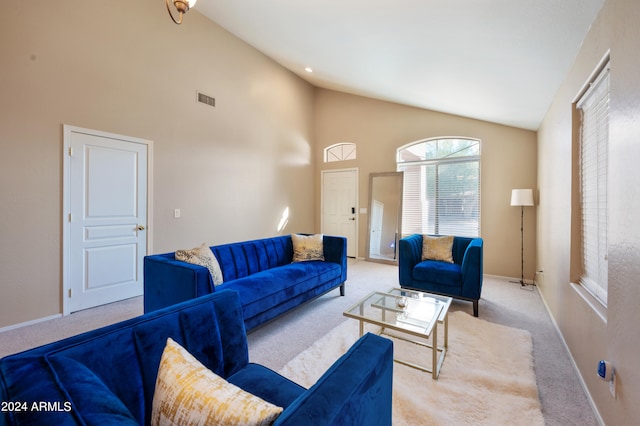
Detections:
397,138,480,237
577,63,609,306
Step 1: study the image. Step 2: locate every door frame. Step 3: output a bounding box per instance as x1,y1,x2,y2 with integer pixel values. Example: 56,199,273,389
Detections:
62,125,154,316
320,167,359,258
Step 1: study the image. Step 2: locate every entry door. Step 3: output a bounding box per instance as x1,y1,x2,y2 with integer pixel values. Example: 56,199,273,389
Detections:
322,169,357,257
64,126,149,313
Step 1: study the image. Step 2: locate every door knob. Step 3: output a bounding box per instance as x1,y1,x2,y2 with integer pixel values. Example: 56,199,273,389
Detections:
137,225,146,231
349,217,356,221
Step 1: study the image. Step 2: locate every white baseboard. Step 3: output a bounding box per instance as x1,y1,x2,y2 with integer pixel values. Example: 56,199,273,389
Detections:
0,313,62,333
484,273,515,280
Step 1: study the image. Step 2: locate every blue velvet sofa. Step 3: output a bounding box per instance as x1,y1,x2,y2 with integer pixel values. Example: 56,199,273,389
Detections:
0,289,393,426
399,234,484,316
144,235,347,331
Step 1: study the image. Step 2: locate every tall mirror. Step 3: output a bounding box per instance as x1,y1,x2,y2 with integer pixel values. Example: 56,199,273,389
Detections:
366,172,403,264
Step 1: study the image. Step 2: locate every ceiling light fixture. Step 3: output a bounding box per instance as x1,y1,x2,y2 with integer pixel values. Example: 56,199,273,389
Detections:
166,0,197,25
305,67,313,73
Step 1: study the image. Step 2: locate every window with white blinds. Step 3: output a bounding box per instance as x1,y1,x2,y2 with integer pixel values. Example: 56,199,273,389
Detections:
576,62,610,306
397,138,480,237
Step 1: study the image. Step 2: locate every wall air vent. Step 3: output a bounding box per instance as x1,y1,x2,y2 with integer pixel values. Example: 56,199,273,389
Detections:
197,92,215,107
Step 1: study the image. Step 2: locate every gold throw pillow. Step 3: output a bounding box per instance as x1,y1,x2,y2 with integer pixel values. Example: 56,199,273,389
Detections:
152,338,283,426
422,235,454,263
291,234,325,262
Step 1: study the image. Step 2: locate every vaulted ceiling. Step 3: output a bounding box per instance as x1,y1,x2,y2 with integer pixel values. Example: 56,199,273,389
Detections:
197,0,604,130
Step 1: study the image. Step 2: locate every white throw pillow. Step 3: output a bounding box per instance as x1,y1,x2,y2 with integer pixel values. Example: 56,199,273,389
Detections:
291,234,325,262
175,243,224,285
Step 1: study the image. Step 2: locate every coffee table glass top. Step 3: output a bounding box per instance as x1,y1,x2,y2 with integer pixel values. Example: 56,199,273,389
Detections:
386,288,452,323
344,289,449,337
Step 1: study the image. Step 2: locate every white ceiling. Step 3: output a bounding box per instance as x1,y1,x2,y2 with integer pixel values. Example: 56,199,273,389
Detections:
196,0,603,130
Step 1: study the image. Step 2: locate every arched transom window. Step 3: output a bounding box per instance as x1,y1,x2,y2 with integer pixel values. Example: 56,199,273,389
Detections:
397,137,481,237
324,142,356,163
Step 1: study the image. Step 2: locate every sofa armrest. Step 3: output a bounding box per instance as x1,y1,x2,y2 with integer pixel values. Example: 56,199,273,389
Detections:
460,238,484,299
322,235,347,283
399,234,423,286
143,255,214,313
274,333,393,426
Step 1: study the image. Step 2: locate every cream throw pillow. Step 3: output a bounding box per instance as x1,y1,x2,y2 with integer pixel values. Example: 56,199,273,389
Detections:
422,235,454,263
291,234,325,262
175,243,224,285
152,338,283,426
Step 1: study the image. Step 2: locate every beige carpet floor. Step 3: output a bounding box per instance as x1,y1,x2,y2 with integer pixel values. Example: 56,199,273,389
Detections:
280,311,544,425
248,259,599,425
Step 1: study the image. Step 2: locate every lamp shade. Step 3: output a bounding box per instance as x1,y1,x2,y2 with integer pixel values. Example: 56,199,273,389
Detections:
511,189,534,206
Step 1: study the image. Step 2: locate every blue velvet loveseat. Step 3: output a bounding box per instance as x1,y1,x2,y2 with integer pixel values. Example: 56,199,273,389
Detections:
0,289,393,425
399,234,484,316
144,234,347,331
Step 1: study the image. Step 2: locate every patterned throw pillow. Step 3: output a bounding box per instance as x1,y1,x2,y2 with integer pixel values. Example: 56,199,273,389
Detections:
422,235,454,263
151,338,283,426
291,234,325,262
175,243,224,285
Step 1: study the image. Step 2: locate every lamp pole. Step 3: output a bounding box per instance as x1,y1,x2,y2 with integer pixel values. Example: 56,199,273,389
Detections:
519,205,525,286
510,189,534,287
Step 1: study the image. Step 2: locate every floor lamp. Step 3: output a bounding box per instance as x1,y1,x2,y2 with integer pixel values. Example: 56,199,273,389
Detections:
511,189,534,286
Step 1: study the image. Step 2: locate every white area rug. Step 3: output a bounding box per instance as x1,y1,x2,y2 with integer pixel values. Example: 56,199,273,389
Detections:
279,311,544,425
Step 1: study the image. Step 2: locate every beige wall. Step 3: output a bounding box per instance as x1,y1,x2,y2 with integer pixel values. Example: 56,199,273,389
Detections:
0,0,316,327
314,89,537,277
537,0,640,423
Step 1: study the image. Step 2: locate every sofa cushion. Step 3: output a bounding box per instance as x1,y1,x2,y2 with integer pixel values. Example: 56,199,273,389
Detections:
211,236,293,281
413,260,462,286
218,261,341,320
152,338,282,426
291,233,325,262
52,327,147,423
0,356,80,425
178,306,225,377
227,363,306,408
133,300,232,424
47,356,138,425
175,243,223,285
422,235,454,263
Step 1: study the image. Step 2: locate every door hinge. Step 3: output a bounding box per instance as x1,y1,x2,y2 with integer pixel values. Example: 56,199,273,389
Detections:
68,288,72,298
68,213,72,222
68,147,73,156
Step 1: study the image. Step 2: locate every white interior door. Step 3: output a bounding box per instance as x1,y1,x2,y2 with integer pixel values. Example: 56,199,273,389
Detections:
370,200,384,255
322,169,358,257
64,126,150,313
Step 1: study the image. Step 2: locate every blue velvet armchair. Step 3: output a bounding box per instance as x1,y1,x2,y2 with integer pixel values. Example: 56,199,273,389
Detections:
399,234,484,316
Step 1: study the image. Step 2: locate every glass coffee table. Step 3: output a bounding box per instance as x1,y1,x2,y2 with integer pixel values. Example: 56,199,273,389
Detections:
344,288,452,379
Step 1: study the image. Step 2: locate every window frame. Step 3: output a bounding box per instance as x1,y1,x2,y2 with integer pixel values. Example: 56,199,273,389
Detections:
397,137,481,238
574,59,610,308
324,142,356,163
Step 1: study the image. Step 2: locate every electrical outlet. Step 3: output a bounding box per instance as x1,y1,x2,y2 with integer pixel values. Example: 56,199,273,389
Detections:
174,209,181,218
